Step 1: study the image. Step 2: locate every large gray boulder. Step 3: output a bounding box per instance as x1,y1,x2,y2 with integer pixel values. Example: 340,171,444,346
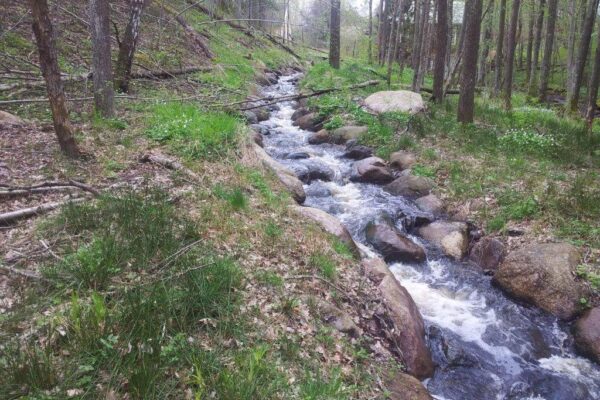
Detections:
363,257,434,379
389,151,416,170
350,157,394,184
469,237,505,271
493,243,587,320
252,144,305,203
366,222,426,263
418,221,469,260
573,307,600,363
364,90,425,115
293,206,359,257
415,194,444,216
329,125,368,144
385,174,434,198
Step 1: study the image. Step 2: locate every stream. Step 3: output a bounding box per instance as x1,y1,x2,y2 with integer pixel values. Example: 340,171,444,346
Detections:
258,73,600,400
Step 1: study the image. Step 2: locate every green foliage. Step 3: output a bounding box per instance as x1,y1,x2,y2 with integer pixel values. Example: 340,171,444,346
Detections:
577,265,600,290
255,270,284,287
411,164,437,178
213,184,249,210
310,252,337,280
146,103,240,159
324,115,344,130
300,368,348,400
331,239,354,259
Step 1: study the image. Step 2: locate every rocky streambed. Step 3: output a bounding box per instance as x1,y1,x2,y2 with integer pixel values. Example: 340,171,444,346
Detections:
249,72,600,400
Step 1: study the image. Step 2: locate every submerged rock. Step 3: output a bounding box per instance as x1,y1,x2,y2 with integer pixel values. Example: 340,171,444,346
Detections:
418,221,469,260
285,152,310,160
291,107,310,121
469,237,505,271
384,174,434,198
493,243,587,320
364,90,425,115
292,161,335,183
363,257,434,379
293,206,359,257
573,307,600,363
365,222,426,263
243,111,258,124
350,157,394,184
389,151,416,170
307,129,329,145
343,143,373,160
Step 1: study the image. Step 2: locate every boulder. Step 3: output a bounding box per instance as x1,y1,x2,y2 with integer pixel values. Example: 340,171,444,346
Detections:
252,144,305,203
343,144,373,160
418,221,469,260
365,222,426,263
350,157,394,184
330,125,368,144
293,206,359,257
363,257,434,379
291,107,310,121
415,194,444,216
468,237,505,271
254,72,271,86
389,151,416,170
293,162,335,183
573,307,600,363
308,129,329,145
384,373,433,400
363,90,425,115
243,111,258,124
384,174,434,198
294,112,324,131
255,108,270,122
493,243,587,320
250,124,269,135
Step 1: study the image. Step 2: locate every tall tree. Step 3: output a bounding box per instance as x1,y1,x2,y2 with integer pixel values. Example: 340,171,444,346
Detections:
115,0,149,93
368,0,373,64
538,0,558,102
586,25,600,135
525,1,535,82
413,0,431,91
528,0,544,95
567,0,600,111
386,0,401,86
493,0,507,96
503,0,520,110
89,0,114,117
457,0,484,123
28,0,80,157
329,0,341,69
433,0,448,101
566,0,578,93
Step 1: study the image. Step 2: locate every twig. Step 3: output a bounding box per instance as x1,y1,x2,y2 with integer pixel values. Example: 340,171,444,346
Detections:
39,239,64,261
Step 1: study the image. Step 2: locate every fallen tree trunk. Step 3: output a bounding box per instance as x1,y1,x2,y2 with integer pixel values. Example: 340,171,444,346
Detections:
140,153,202,182
0,180,100,197
0,197,87,226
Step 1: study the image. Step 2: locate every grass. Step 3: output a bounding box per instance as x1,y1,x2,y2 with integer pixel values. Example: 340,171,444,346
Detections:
146,103,240,160
310,252,338,281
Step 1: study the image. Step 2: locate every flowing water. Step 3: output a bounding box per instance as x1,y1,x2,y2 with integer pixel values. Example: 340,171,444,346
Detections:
258,74,600,400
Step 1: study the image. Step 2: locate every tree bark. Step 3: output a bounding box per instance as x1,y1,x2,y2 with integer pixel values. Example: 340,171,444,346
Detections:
433,0,449,101
114,0,148,93
503,0,521,110
566,0,578,93
567,0,600,111
586,25,600,133
525,1,534,82
386,0,403,86
368,0,373,64
538,0,558,102
528,0,545,95
329,0,341,69
28,0,80,158
457,0,483,123
493,0,507,95
89,0,114,117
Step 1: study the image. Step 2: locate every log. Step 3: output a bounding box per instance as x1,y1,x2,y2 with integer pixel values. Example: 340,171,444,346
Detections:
0,180,101,198
139,153,202,182
0,197,87,226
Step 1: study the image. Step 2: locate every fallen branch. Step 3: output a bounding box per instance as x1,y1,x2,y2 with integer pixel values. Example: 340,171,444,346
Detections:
0,264,45,281
0,197,87,226
235,80,381,111
140,153,202,182
0,180,101,198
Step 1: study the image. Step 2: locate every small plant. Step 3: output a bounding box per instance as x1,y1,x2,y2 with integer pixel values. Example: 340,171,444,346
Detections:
310,252,337,280
214,185,248,210
324,115,344,130
255,270,284,287
279,296,300,317
331,239,354,259
264,220,282,239
412,164,436,178
300,367,347,399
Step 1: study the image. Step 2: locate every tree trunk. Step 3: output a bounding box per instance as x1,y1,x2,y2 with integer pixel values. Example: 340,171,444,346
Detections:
412,0,423,70
368,0,373,64
525,1,534,82
586,25,600,141
114,0,148,93
446,0,453,76
387,0,403,86
329,0,341,69
89,0,114,117
478,0,494,86
413,0,431,91
494,0,507,95
457,0,484,123
503,0,520,110
538,0,558,102
566,0,578,93
567,0,600,111
29,0,80,158
433,0,448,101
528,0,545,95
